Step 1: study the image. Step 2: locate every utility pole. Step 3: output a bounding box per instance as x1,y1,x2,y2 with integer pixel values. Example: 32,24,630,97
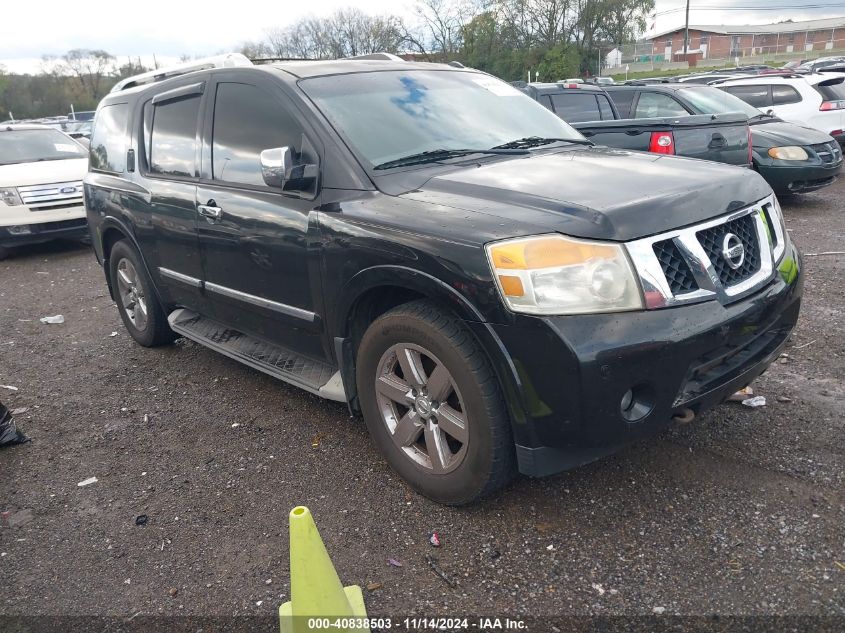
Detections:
684,0,691,54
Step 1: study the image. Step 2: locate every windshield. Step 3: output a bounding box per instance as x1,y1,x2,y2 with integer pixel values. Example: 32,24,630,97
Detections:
678,87,762,117
300,70,585,168
0,129,87,165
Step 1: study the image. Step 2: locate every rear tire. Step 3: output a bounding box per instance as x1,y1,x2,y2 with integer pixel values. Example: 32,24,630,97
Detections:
108,240,175,347
356,300,515,505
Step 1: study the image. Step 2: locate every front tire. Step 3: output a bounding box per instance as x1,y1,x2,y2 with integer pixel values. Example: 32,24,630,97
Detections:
108,240,175,347
356,300,515,505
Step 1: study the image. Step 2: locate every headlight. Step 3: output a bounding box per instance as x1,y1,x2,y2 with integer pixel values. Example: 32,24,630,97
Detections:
768,146,809,160
766,196,788,263
486,234,644,315
0,187,22,206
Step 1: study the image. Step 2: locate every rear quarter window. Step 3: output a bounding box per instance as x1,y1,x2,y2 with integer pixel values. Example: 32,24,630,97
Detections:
772,85,802,105
549,92,602,122
815,78,845,102
90,103,128,173
723,85,772,108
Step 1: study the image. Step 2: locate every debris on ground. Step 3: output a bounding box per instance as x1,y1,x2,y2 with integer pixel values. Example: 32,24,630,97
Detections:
135,514,148,526
779,353,789,364
366,582,382,591
0,402,29,447
653,606,666,615
11,408,28,415
1,509,34,528
39,315,65,324
387,558,403,567
776,395,792,403
77,477,98,487
311,434,325,448
429,531,441,547
793,339,816,350
728,386,754,402
425,554,457,588
168,587,178,597
741,396,767,408
0,385,18,392
591,583,605,596
482,543,501,560
109,332,118,337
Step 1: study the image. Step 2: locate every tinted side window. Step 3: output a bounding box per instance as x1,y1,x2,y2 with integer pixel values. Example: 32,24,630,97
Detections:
772,85,802,105
814,79,845,101
212,83,302,187
633,92,688,118
607,90,636,118
723,85,772,108
149,96,200,178
597,95,614,120
549,92,601,123
90,103,128,173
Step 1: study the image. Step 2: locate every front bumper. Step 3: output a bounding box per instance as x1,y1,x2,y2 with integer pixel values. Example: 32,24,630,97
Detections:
476,244,803,477
757,160,842,194
0,217,89,247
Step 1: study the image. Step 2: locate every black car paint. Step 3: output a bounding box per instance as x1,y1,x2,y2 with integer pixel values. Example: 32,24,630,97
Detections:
605,84,843,194
520,83,752,166
84,61,802,477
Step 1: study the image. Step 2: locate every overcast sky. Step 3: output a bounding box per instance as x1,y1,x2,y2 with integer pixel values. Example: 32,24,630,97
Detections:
2,0,845,72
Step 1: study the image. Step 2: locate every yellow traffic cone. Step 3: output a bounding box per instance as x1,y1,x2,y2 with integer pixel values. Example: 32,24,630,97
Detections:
279,506,369,633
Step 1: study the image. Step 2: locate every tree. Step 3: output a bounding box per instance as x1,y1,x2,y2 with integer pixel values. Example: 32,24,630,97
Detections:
52,49,116,102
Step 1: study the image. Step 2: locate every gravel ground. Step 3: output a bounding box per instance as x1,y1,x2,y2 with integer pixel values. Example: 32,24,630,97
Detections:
0,181,843,630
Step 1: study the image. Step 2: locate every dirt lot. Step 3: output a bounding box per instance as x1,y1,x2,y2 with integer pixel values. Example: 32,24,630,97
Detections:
1,181,843,629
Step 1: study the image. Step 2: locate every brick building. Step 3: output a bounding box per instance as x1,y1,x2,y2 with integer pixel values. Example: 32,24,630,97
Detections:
644,16,845,61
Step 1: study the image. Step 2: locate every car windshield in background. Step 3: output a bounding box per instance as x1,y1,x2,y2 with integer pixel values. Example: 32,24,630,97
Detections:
0,129,86,165
678,87,762,118
300,70,585,169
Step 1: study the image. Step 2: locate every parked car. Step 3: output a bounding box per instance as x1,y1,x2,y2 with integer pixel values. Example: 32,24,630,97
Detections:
520,82,752,167
85,56,802,504
715,73,845,145
67,110,96,122
0,124,89,260
584,77,615,86
795,56,845,74
605,84,842,194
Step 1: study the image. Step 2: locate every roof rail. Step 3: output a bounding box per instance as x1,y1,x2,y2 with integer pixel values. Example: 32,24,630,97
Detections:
110,53,253,93
347,52,404,61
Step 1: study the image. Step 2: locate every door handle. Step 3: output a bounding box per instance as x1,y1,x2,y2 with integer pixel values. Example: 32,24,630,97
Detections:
198,202,222,223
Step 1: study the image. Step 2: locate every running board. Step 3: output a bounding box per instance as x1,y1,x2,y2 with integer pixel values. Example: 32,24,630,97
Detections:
168,309,346,402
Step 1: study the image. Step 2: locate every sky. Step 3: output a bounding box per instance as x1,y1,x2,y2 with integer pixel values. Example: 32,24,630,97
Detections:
2,0,845,73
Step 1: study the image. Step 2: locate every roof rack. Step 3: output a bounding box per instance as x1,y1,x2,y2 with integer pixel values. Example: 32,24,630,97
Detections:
110,53,253,93
346,52,404,61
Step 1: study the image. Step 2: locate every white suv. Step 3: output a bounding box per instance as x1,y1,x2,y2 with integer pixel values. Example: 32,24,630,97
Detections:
716,73,845,145
0,124,89,260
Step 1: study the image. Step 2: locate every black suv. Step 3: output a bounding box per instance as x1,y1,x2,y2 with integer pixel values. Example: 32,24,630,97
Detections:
84,57,803,505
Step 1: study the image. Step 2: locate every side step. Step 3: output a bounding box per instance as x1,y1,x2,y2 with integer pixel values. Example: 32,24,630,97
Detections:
168,309,346,402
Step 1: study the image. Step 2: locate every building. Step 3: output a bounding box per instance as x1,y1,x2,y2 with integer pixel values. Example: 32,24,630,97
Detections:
644,16,845,61
605,48,623,69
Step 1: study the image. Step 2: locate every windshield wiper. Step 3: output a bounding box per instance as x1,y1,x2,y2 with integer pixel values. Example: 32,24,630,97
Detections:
749,112,777,121
492,136,593,150
374,147,528,170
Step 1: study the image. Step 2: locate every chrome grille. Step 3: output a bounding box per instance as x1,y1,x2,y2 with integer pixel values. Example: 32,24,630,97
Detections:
17,180,84,211
652,239,699,294
810,141,842,164
625,195,783,310
696,214,761,287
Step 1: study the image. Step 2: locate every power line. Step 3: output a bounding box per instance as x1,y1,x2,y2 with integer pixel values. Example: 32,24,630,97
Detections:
654,3,845,16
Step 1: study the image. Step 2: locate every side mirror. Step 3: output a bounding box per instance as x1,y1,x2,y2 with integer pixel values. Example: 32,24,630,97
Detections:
260,146,318,191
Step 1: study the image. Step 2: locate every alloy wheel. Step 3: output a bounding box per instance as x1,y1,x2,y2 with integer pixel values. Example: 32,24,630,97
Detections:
115,258,148,331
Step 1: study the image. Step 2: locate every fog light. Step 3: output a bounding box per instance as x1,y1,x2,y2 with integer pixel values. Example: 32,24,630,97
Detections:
620,384,655,423
8,225,31,235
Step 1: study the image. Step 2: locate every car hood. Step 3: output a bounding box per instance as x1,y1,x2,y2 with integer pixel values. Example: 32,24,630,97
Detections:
0,158,88,188
399,147,772,242
751,120,835,148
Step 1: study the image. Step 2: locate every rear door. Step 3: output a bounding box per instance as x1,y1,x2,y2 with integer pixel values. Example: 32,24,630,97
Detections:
195,72,326,360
